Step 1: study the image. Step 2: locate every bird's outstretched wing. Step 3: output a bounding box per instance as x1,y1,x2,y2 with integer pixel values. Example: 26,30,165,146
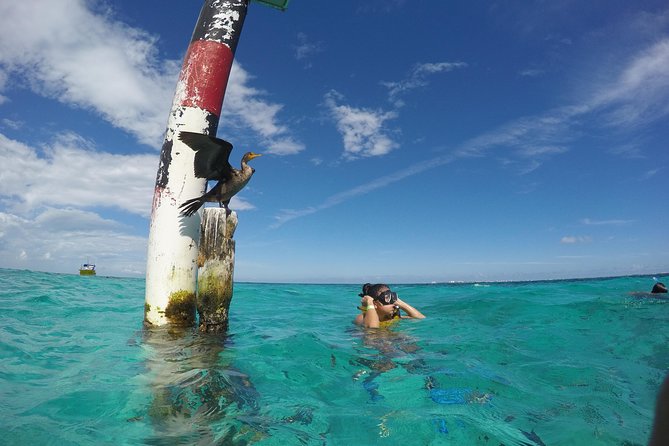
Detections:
178,131,234,180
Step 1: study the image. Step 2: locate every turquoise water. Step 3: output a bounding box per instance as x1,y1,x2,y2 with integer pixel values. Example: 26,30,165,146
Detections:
1,268,667,445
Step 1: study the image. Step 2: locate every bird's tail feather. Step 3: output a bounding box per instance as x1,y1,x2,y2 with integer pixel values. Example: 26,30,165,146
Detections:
179,197,204,217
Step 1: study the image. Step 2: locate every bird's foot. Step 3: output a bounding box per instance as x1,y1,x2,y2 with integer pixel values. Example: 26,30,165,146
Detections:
216,201,232,217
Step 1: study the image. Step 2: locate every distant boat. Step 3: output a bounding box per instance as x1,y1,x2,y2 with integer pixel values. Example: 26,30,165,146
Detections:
79,263,96,276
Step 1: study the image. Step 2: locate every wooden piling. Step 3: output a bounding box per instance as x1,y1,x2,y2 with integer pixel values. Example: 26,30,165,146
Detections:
197,208,238,333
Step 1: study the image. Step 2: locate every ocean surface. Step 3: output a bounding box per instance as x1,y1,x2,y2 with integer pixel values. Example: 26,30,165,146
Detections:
1,268,667,445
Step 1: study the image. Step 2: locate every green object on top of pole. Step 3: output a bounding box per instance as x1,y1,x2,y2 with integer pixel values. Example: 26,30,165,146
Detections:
252,0,290,11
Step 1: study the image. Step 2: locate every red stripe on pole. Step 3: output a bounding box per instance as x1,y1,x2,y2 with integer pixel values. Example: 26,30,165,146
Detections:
178,40,234,117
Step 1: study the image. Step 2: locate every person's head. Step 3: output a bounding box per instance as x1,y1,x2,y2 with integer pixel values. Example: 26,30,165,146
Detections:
360,283,397,303
652,282,668,294
360,283,400,318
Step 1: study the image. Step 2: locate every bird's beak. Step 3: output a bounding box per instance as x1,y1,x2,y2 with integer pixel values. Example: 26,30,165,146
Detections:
248,153,263,160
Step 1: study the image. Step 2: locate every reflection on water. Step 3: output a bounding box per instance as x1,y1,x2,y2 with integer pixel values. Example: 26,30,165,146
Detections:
140,327,264,445
350,327,428,402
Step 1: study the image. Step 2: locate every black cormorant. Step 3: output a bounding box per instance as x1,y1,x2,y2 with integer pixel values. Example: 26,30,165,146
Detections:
177,131,262,217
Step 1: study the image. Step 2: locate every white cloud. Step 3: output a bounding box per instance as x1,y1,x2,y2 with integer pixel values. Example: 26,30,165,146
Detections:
0,1,177,147
0,132,255,217
272,153,456,227
293,32,323,64
590,38,669,128
458,39,669,163
1,118,23,130
560,235,592,244
0,70,8,105
0,132,157,217
381,61,467,106
262,136,305,156
223,64,305,155
0,130,258,276
641,168,662,180
0,1,303,154
581,218,634,226
517,145,568,157
275,37,669,226
323,62,467,160
608,142,645,159
0,208,148,276
324,90,398,159
519,69,545,77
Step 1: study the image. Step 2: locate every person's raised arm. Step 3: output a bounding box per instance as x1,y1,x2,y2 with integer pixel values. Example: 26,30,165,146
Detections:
396,297,425,319
361,295,380,328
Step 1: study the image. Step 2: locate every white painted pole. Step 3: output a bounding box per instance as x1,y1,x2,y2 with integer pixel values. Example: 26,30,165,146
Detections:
144,0,249,327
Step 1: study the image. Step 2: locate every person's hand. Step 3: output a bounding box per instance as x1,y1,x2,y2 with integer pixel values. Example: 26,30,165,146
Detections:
360,295,374,307
394,297,426,319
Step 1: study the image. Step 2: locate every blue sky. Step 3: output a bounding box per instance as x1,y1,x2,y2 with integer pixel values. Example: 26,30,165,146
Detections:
0,0,668,283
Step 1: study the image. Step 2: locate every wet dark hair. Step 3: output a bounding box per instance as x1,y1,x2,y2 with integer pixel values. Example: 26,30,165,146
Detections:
652,282,668,294
359,283,372,297
359,283,398,305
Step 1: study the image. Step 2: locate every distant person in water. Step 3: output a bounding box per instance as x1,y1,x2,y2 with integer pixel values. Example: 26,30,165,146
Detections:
630,281,668,299
354,283,425,328
651,282,667,294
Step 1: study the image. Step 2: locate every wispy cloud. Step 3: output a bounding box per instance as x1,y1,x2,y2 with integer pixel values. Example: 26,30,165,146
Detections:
608,142,646,159
641,168,662,180
293,32,323,68
274,38,669,227
519,68,545,77
1,118,23,130
589,39,669,128
381,62,467,107
560,236,592,244
581,218,634,226
0,69,7,104
324,90,398,159
223,64,305,155
272,153,456,227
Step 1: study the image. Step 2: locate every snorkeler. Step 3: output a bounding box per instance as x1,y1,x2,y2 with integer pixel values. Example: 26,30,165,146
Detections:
353,283,425,328
629,280,668,299
651,282,667,294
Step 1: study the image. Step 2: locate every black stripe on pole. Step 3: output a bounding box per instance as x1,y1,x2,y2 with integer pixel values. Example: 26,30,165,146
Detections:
191,0,249,53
